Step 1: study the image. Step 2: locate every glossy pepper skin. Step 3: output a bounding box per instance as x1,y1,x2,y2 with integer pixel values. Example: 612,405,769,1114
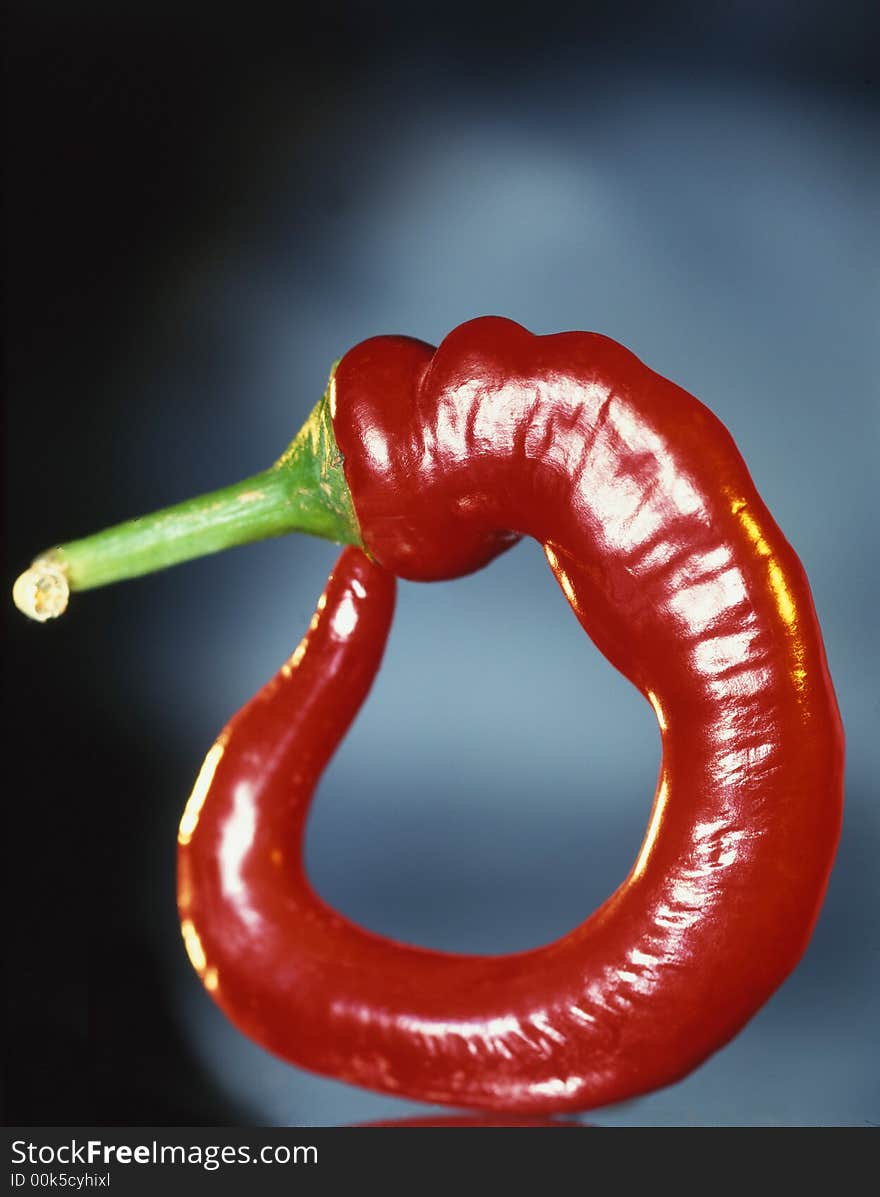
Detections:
178,317,844,1113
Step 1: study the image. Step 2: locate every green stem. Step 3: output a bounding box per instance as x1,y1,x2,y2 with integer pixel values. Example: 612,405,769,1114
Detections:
13,380,362,621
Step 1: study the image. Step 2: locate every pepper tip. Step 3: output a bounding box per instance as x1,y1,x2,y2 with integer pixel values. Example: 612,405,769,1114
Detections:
13,557,70,622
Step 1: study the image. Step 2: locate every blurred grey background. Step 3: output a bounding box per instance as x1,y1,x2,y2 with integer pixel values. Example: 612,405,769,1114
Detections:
5,1,878,1127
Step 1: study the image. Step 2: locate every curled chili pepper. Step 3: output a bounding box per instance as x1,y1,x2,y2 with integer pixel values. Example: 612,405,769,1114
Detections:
14,317,844,1114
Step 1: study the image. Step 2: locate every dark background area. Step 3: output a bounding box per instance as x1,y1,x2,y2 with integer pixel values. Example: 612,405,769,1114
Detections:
5,3,878,1126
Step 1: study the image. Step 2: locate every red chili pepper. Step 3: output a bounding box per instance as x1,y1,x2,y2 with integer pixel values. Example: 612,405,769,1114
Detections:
180,317,844,1112
15,317,844,1113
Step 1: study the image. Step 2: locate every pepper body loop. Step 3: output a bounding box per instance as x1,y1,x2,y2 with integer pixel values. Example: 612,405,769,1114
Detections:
178,318,844,1112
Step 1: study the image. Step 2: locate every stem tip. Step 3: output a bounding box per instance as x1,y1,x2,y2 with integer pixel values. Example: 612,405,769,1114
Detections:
13,557,70,622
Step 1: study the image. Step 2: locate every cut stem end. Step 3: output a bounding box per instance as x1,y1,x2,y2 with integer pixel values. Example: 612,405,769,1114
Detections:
13,557,70,622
